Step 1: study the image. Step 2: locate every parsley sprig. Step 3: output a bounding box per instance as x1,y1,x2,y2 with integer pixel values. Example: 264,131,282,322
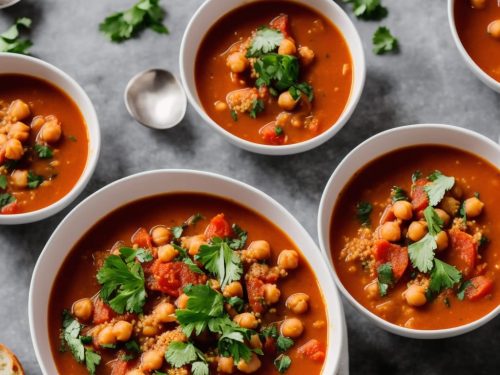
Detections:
165,341,209,375
0,175,7,190
171,213,204,239
355,201,372,226
373,26,398,55
34,144,53,159
428,258,461,296
246,27,283,57
424,170,455,207
343,0,388,20
408,206,442,272
0,193,15,209
377,263,393,296
0,18,32,54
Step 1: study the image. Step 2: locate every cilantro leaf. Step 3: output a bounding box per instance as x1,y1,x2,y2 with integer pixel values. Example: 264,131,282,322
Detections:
172,244,205,274
424,171,455,206
218,326,253,363
479,235,489,248
0,175,7,190
249,99,265,119
428,258,461,295
246,27,283,57
0,193,15,208
459,200,467,223
275,126,284,136
99,0,168,42
377,263,393,296
260,325,278,340
343,0,388,20
456,280,472,301
119,247,153,263
191,361,210,375
289,82,314,102
423,206,443,236
27,171,44,189
277,336,294,352
254,54,300,91
373,26,398,55
230,110,238,122
165,341,205,368
274,354,292,373
196,238,243,288
408,233,436,273
226,296,245,313
227,224,248,250
84,349,101,375
356,202,372,226
34,144,53,159
412,170,422,183
171,213,204,239
0,18,32,54
390,186,408,203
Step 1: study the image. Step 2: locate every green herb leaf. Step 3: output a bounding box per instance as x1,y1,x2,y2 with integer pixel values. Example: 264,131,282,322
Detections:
275,126,284,136
356,202,372,226
456,280,472,301
276,336,294,352
424,171,455,206
0,193,15,208
249,99,265,119
459,201,467,223
227,224,248,250
0,18,32,54
68,135,78,142
408,233,436,273
289,82,314,102
428,258,461,295
226,296,245,312
230,110,238,122
390,186,408,203
165,341,205,368
191,361,210,375
99,0,168,42
254,53,300,91
34,144,53,159
377,263,393,296
479,235,489,248
171,213,204,239
260,325,278,340
373,26,398,55
119,247,153,263
412,170,422,183
0,175,7,190
27,171,44,189
343,0,388,20
423,206,443,236
274,354,292,373
246,27,283,57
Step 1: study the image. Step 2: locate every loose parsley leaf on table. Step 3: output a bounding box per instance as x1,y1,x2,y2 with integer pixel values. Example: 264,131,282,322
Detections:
27,171,44,189
246,27,283,57
428,258,461,295
373,26,398,55
377,263,393,296
0,18,32,54
424,170,455,207
99,0,168,43
34,144,53,159
355,202,372,226
343,0,388,20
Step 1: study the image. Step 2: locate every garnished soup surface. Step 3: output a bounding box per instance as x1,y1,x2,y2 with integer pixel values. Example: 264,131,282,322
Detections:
195,1,353,146
454,0,500,82
0,74,88,214
330,145,499,330
49,193,328,374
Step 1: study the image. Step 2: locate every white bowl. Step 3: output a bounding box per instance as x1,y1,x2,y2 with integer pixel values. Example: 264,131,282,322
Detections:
318,124,500,339
0,0,20,9
448,0,500,93
0,53,100,224
29,169,345,374
180,0,366,155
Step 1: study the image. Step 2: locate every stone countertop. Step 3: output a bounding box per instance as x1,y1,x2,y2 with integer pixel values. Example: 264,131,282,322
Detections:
0,0,499,374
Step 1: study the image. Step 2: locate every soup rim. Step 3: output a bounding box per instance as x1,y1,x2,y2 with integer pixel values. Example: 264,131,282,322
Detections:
30,169,344,374
318,123,500,339
179,0,366,155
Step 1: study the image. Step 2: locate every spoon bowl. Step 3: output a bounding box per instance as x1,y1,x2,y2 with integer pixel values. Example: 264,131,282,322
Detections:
124,68,187,130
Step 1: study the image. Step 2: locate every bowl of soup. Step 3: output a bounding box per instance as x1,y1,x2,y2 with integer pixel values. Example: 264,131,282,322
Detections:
30,169,345,374
0,53,100,224
180,0,365,155
449,0,500,92
318,124,500,339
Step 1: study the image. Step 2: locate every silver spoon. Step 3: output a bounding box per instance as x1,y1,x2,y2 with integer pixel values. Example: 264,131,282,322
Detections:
124,68,187,130
0,0,20,9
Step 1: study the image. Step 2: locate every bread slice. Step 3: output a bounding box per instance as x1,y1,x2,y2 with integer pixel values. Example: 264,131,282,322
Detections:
0,344,24,375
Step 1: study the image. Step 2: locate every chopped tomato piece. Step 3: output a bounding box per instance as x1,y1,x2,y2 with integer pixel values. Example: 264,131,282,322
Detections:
446,229,477,278
131,227,152,248
269,14,291,38
150,261,206,297
260,122,286,145
246,276,265,313
204,213,233,239
0,201,19,214
373,239,409,281
411,178,429,212
263,336,277,355
379,204,396,225
297,339,326,362
110,359,130,375
93,298,116,324
465,276,494,301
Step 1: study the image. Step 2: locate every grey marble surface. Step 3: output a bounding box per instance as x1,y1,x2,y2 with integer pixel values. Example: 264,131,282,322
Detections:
0,0,499,374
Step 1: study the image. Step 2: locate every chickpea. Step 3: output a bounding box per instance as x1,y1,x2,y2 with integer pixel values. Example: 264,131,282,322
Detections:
158,244,178,263
364,281,380,301
237,353,261,374
112,321,133,341
151,225,171,246
380,221,401,242
434,208,451,226
290,115,303,128
142,325,158,337
286,293,310,314
10,169,28,188
218,356,234,373
7,99,30,121
215,100,228,112
392,201,413,221
233,313,258,329
223,281,243,298
277,91,298,111
208,278,221,290
141,350,164,371
39,118,62,144
97,326,117,346
182,234,206,256
470,0,486,9
154,302,176,323
440,196,460,216
450,184,463,199
249,334,262,349
278,38,296,55
72,298,93,322
4,138,24,160
298,46,315,66
277,250,299,270
281,317,304,338
247,240,271,260
177,293,189,309
263,284,281,304
0,134,7,146
407,221,427,242
226,52,249,73
404,285,427,307
435,231,449,252
8,122,30,142
30,115,45,133
464,197,484,217
126,370,145,375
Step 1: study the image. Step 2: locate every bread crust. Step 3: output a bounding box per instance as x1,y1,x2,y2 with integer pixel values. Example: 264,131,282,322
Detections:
0,344,24,375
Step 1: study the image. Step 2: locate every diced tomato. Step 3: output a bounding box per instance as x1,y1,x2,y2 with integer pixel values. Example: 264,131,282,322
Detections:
246,276,265,313
263,336,277,354
150,261,206,297
446,229,477,278
411,178,429,212
260,123,286,145
379,204,396,225
110,359,130,375
131,227,152,248
0,201,19,214
93,298,116,324
297,339,326,362
465,276,494,301
269,14,291,38
204,213,233,239
373,240,409,281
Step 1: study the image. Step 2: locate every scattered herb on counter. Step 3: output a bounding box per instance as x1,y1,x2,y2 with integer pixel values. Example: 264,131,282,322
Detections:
0,17,32,54
343,0,388,20
99,0,168,43
372,26,398,55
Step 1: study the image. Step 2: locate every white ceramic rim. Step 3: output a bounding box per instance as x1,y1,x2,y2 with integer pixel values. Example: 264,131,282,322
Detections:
0,53,101,224
448,0,500,93
0,0,20,9
29,169,344,374
318,124,500,339
179,0,366,155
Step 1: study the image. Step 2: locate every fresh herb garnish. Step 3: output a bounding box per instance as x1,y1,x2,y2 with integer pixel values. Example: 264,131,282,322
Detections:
0,175,7,190
459,201,467,223
276,335,294,352
408,207,443,272
275,126,284,136
230,110,238,122
246,26,283,57
0,193,15,208
99,0,168,43
27,171,44,189
479,235,489,248
68,135,78,142
355,202,372,226
390,186,408,203
457,280,472,301
254,53,299,91
423,206,443,236
377,263,393,296
412,170,422,183
424,171,455,207
373,26,398,55
172,244,205,274
165,341,208,374
171,213,204,239
0,18,32,54
249,99,265,119
226,296,245,313
34,144,53,159
428,258,461,295
119,247,153,263
343,0,388,20
289,82,314,102
443,297,451,308
227,224,248,250
274,354,292,373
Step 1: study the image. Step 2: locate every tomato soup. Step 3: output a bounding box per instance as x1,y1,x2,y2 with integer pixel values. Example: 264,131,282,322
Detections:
195,1,353,146
330,145,499,330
